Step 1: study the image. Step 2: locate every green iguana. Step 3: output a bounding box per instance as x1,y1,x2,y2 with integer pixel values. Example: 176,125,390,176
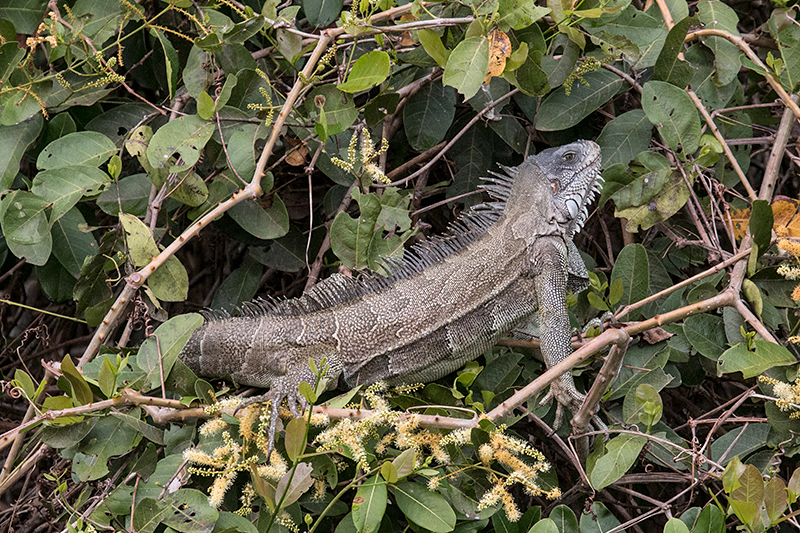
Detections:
180,140,603,445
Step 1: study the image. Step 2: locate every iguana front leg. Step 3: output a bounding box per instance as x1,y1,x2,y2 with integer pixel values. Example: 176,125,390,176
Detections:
530,237,586,429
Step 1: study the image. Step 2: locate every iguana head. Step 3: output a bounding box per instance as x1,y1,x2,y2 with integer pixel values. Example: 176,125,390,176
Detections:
494,140,602,242
533,140,602,238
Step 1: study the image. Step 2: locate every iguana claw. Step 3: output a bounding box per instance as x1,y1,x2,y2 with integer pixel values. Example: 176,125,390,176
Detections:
233,380,309,457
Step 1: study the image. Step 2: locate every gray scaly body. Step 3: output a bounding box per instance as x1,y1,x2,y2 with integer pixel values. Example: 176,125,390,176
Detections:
180,141,603,442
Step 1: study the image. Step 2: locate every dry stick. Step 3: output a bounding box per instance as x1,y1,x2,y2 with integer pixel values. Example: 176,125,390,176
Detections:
384,141,446,182
761,94,800,200
486,329,630,422
0,389,190,454
687,89,757,201
0,368,54,484
0,443,48,498
571,329,629,433
312,330,628,430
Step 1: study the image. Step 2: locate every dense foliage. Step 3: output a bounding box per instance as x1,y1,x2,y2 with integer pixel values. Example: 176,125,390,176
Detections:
2,0,800,531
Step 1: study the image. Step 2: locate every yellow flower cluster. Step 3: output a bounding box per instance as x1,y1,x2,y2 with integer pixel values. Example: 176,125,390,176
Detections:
330,129,391,184
759,375,800,417
777,238,800,303
475,429,559,521
246,70,275,126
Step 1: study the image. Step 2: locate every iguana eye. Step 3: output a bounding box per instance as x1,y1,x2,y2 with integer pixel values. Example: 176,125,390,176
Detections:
551,180,559,193
564,152,575,161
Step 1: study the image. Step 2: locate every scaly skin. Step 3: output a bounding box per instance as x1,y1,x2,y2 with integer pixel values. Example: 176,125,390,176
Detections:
180,140,603,448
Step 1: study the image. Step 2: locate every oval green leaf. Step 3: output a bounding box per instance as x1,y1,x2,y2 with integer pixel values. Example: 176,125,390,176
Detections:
390,481,456,533
37,131,115,170
589,433,647,490
537,68,625,131
443,36,489,100
146,114,214,172
641,80,701,155
338,51,391,93
352,475,387,533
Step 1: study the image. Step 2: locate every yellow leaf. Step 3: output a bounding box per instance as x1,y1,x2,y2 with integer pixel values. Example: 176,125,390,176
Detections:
398,13,416,47
484,29,511,84
773,198,800,236
729,207,750,241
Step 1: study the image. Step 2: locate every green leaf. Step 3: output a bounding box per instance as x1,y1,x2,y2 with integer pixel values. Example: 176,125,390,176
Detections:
224,16,266,44
730,464,765,528
352,475,387,533
276,462,314,509
119,213,159,267
589,433,646,490
683,314,727,360
391,481,456,533
392,448,416,479
685,44,736,110
528,519,558,533
338,51,391,93
718,340,796,378
51,207,98,278
306,85,358,140
610,243,649,306
697,0,741,86
72,412,140,481
614,168,692,232
302,0,343,26
60,354,93,405
134,489,219,533
31,165,109,224
663,518,690,533
110,411,165,445
548,505,578,532
0,114,43,189
228,193,290,240
13,369,36,399
150,28,179,99
497,0,550,31
197,91,215,120
146,115,214,172
580,502,622,532
285,417,308,462
641,80,701,155
585,6,667,68
330,189,382,270
750,200,773,252
380,462,398,483
596,110,653,168
403,81,456,151
443,36,490,100
635,383,663,428
210,258,263,311
418,29,450,67
37,131,116,170
764,476,788,524
537,68,625,131
654,16,696,88
136,313,204,391
447,119,493,206
0,190,52,266
769,9,800,93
